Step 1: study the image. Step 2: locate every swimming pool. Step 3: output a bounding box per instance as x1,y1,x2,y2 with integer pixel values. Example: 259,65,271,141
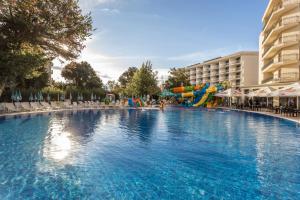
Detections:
0,108,300,199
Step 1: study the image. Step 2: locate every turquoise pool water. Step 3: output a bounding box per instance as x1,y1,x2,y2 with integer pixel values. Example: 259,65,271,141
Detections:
0,108,300,199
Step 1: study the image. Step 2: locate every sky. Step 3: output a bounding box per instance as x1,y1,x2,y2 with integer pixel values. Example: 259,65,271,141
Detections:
53,0,269,83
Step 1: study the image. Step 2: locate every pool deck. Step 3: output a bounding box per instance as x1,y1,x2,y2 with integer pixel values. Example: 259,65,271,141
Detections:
0,106,160,118
219,107,300,124
1,106,299,125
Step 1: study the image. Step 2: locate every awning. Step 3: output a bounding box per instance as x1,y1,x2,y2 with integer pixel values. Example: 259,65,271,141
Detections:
269,82,300,97
215,88,242,97
246,87,274,97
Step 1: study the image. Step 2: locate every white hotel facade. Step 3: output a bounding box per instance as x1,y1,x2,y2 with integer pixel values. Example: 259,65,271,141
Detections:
259,0,300,86
184,0,300,95
185,51,259,89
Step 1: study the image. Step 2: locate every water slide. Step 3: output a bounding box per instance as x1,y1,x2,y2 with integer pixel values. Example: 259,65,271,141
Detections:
128,98,144,107
192,84,209,104
171,84,204,94
193,86,218,107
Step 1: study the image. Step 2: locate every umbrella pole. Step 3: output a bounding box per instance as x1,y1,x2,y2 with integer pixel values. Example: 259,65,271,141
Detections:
297,96,299,110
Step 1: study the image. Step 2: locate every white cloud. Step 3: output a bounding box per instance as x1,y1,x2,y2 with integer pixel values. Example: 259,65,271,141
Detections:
167,48,226,62
99,8,120,14
75,46,160,83
79,0,115,12
167,46,246,64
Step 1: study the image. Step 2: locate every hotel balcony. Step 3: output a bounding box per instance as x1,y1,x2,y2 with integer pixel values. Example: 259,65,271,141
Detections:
263,0,300,31
262,72,299,84
190,75,196,80
210,71,219,76
231,82,237,87
210,65,218,70
190,72,196,76
219,69,230,75
203,73,210,78
274,72,299,82
219,76,226,82
229,60,241,66
229,67,242,73
211,77,219,82
219,64,226,69
262,15,300,45
262,53,300,72
204,68,210,72
230,75,241,80
263,34,300,58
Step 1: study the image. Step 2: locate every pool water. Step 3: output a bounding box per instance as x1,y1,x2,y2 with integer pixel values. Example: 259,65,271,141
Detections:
0,109,300,199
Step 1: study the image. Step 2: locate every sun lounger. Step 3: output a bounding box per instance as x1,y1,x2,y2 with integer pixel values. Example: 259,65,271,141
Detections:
20,102,32,111
4,103,17,112
40,102,52,110
30,102,43,111
73,102,78,108
85,101,93,108
0,103,5,113
50,101,62,110
77,101,85,108
13,102,24,111
63,101,73,109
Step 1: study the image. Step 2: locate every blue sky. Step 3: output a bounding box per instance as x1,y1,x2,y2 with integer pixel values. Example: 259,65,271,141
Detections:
64,0,269,82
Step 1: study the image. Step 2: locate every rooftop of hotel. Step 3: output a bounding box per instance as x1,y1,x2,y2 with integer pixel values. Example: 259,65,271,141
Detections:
185,51,259,69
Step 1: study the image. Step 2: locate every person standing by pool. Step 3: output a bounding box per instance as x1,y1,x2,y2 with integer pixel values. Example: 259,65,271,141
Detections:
160,100,165,110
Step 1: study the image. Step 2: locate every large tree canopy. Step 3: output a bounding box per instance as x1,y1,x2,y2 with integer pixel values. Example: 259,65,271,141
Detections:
167,68,190,87
61,61,103,89
0,0,93,59
0,0,93,95
126,61,160,97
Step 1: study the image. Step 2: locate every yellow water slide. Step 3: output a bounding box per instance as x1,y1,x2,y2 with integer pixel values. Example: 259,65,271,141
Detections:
181,92,194,98
193,86,217,107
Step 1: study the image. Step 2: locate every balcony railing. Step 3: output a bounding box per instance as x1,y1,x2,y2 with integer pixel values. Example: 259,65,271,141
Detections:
262,45,273,56
283,0,300,6
263,16,300,44
262,60,274,70
280,53,299,62
262,54,299,71
262,34,299,56
274,72,299,83
263,4,283,30
263,0,300,30
262,72,299,84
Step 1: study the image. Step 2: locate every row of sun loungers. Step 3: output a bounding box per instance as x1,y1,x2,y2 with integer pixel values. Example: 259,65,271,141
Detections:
0,101,123,114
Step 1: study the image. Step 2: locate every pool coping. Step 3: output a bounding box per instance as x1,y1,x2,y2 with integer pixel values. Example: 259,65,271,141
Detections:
0,107,160,118
218,107,300,125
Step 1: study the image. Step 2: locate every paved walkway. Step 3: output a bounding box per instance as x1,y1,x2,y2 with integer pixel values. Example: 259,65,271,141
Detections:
219,107,300,124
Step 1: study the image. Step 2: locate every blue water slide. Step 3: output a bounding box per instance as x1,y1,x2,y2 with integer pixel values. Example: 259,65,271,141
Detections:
128,98,134,107
193,83,209,104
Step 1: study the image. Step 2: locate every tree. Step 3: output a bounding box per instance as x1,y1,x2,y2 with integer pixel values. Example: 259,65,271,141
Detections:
118,67,138,87
0,44,50,93
0,0,93,59
61,61,103,89
167,68,190,87
0,0,93,95
126,61,160,97
107,80,120,93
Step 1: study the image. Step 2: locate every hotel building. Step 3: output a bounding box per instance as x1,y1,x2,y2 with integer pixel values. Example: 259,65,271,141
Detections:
259,0,300,85
185,51,259,88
